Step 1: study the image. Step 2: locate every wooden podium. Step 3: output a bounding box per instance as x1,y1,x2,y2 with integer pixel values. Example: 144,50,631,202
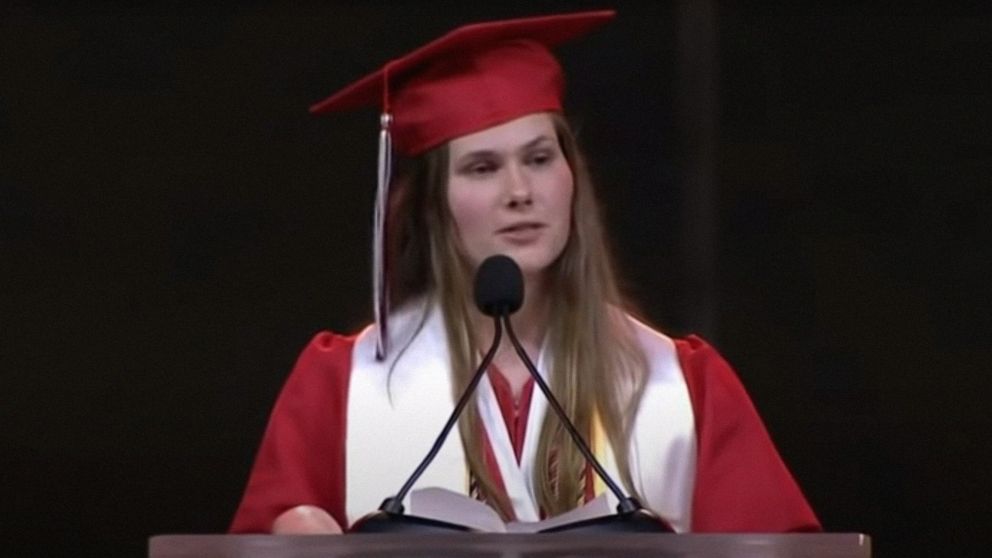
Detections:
149,533,871,557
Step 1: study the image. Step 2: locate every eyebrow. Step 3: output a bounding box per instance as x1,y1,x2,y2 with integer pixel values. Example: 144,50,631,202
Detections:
454,134,555,163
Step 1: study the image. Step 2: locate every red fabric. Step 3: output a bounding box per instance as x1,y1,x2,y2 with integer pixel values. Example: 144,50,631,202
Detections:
308,11,614,155
229,331,820,533
228,332,353,533
486,366,535,463
677,335,821,532
387,40,563,156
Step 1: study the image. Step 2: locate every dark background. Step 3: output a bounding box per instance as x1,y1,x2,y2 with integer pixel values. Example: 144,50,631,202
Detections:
2,2,989,556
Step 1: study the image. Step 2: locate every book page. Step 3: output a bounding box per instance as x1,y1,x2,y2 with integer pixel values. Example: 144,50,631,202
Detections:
504,493,612,533
409,487,507,533
409,487,614,534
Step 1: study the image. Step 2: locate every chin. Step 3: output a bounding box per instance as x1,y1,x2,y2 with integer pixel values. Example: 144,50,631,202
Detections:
498,248,561,280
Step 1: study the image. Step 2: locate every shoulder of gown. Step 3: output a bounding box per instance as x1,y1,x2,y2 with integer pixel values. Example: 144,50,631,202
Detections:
228,331,358,533
674,335,822,532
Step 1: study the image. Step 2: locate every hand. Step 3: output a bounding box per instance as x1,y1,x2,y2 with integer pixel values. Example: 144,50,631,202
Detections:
272,505,343,534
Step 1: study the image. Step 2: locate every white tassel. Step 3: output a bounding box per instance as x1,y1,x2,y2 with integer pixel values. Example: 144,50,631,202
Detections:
373,112,393,360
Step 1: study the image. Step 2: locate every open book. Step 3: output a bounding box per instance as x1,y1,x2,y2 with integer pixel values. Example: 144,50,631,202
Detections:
409,487,612,533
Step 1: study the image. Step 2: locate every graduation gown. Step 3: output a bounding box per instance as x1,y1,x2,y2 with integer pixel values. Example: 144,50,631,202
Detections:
229,308,820,534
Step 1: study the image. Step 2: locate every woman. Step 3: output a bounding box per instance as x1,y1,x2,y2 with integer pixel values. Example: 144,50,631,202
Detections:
230,10,820,535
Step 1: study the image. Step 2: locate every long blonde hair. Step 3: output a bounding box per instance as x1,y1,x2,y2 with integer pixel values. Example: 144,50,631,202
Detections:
386,113,649,517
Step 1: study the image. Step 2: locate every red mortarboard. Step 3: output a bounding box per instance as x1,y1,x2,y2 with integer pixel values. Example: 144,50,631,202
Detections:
310,10,616,359
310,9,616,155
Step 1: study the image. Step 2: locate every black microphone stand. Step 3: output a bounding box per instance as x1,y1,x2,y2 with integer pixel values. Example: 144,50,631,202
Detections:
349,254,671,533
501,315,674,533
348,315,504,533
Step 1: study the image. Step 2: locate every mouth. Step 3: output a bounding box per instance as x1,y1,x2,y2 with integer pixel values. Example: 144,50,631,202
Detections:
497,222,545,234
496,222,546,244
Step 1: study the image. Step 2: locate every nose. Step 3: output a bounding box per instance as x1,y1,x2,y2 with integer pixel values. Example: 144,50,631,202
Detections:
505,163,533,208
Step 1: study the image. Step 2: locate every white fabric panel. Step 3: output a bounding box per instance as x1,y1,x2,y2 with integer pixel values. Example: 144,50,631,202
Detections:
346,302,697,530
346,302,467,524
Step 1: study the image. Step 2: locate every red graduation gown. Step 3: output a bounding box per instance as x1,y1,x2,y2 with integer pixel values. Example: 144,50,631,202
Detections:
229,332,820,533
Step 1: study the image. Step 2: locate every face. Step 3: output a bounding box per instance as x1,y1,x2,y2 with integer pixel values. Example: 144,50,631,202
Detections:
446,113,574,280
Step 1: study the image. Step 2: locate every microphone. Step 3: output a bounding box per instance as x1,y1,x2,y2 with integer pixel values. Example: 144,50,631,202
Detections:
350,254,670,533
474,254,523,316
348,255,522,533
494,258,673,533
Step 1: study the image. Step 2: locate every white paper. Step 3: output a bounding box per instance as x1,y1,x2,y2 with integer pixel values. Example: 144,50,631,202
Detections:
409,487,613,533
409,487,507,532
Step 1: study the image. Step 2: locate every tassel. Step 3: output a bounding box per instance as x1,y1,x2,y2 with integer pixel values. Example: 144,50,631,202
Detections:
373,111,393,361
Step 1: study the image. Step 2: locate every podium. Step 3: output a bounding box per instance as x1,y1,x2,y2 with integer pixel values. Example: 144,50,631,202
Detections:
149,533,871,557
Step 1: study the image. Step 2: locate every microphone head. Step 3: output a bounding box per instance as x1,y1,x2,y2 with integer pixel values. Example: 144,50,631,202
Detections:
474,255,524,317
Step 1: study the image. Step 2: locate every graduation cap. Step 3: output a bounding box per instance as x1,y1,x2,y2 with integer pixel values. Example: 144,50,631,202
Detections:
310,10,616,359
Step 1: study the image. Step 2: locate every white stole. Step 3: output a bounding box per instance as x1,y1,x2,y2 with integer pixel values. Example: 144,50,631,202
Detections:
346,303,697,532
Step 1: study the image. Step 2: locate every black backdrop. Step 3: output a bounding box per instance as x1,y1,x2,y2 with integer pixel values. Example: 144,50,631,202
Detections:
2,2,989,556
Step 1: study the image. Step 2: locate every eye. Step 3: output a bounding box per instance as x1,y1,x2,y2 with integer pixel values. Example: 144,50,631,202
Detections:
526,148,556,167
461,159,498,177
